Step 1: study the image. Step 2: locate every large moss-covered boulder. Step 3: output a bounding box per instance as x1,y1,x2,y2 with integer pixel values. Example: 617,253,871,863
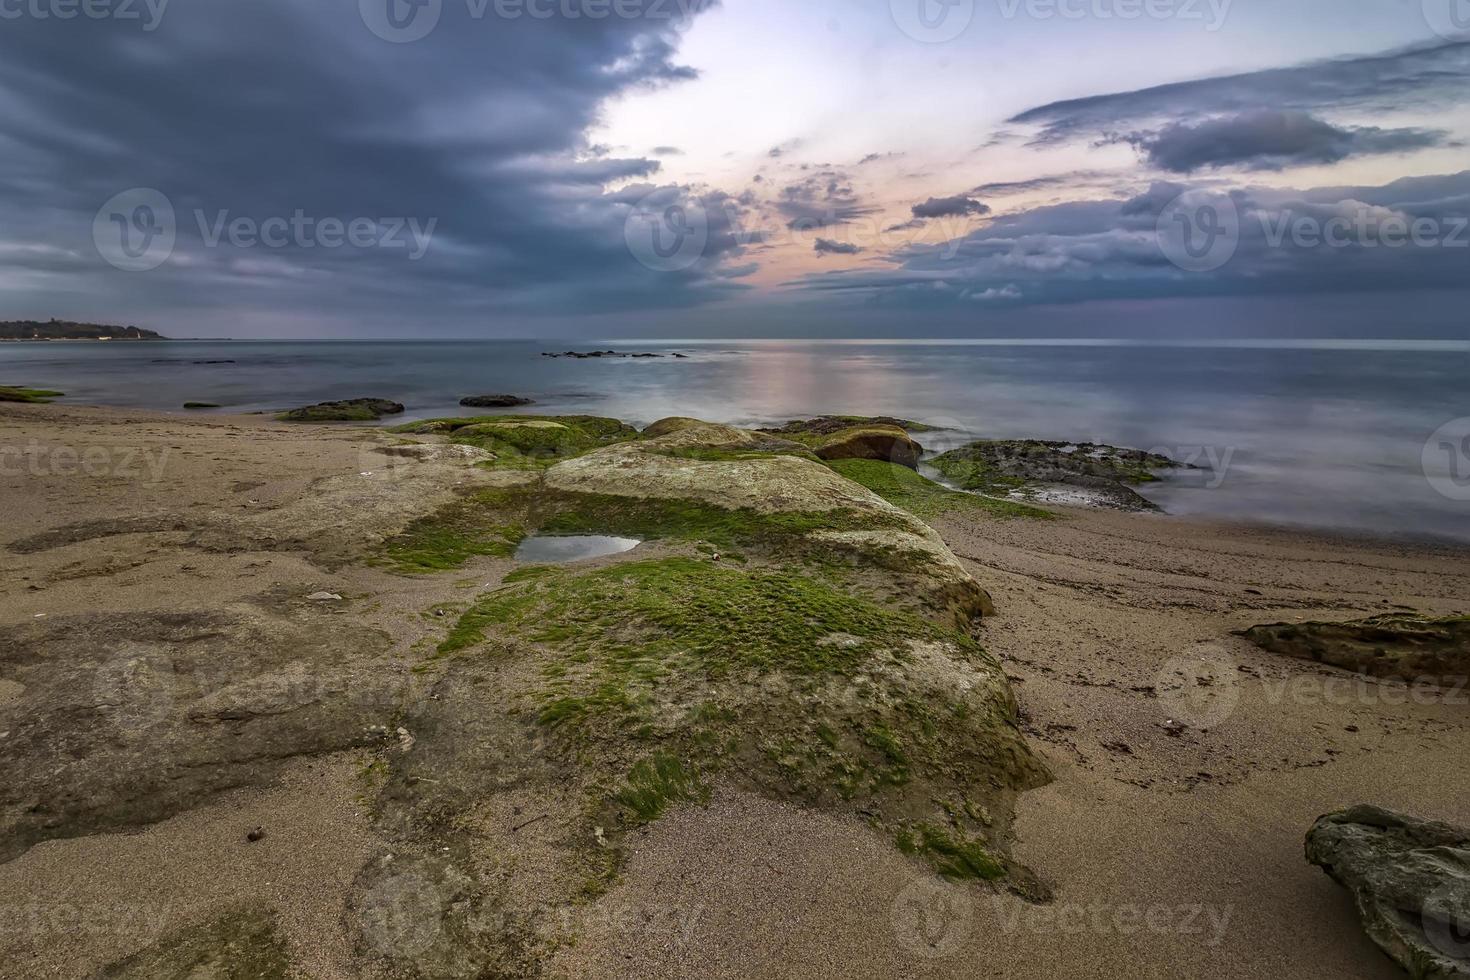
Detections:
1241,615,1469,687
355,418,1045,976
1306,806,1470,979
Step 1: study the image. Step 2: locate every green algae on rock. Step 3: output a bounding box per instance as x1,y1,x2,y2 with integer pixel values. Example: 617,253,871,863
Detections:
931,439,1179,511
827,459,1055,521
350,417,1048,977
277,397,405,422
0,385,64,403
1240,613,1469,686
393,414,638,468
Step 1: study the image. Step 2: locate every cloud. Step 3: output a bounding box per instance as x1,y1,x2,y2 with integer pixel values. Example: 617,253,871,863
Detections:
971,171,1128,197
1009,40,1470,147
791,170,1470,309
911,196,991,219
776,171,877,230
814,238,863,256
651,146,684,156
1124,110,1446,173
0,0,731,330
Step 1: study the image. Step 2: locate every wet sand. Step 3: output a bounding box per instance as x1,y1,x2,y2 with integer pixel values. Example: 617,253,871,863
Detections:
1,402,1466,978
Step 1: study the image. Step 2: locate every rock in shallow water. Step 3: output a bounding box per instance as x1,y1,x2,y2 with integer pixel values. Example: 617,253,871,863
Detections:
1306,805,1470,979
459,394,535,408
276,398,404,422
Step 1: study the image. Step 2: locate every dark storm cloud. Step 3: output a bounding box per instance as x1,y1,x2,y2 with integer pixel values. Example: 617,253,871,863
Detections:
792,171,1470,309
1010,40,1470,147
1124,110,1446,173
911,196,991,219
813,238,862,256
776,171,877,230
0,0,732,330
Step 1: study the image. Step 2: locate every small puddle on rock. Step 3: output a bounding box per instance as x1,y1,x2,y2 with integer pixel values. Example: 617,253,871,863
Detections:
514,535,641,564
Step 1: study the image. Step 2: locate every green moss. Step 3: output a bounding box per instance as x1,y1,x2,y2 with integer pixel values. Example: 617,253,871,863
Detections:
905,824,1006,880
443,557,961,672
616,753,709,822
393,414,638,468
826,459,1054,520
380,489,526,574
0,385,63,403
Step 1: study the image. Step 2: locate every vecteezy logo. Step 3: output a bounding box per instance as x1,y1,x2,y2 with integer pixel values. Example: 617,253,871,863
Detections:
623,189,709,273
1423,417,1470,502
1156,645,1240,730
890,0,974,43
359,0,441,43
93,188,175,272
891,877,972,959
1422,882,1470,964
91,642,178,730
1423,0,1470,40
1157,190,1240,273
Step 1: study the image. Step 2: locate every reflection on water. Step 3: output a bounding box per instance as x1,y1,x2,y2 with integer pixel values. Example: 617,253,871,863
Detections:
514,535,641,563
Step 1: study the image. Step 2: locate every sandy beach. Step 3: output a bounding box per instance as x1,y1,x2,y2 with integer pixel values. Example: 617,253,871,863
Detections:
1,401,1466,979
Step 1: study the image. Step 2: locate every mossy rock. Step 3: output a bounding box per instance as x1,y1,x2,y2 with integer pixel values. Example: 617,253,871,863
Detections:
276,397,404,422
760,415,937,438
0,385,64,404
813,424,923,469
1240,614,1470,686
391,414,638,468
931,439,1178,511
828,459,1054,521
357,419,1045,977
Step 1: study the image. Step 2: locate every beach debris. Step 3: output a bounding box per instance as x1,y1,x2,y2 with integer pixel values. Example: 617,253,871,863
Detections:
1306,805,1470,978
246,826,265,843
308,592,343,602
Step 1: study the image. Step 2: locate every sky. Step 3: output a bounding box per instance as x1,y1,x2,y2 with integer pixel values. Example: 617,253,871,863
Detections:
0,0,1467,338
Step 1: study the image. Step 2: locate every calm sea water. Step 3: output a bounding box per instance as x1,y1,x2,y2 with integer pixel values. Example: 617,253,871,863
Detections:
3,338,1467,544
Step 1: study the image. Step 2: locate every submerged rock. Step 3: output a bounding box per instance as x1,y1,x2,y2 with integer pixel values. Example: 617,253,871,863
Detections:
1240,614,1469,687
459,394,535,408
276,398,405,422
0,385,64,404
1306,805,1470,979
930,439,1179,511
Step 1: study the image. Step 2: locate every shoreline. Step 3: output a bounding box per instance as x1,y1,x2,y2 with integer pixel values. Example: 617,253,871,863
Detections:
5,399,1468,553
0,401,1465,978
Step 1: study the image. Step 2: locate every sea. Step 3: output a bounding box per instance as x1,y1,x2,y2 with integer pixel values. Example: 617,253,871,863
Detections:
3,338,1468,545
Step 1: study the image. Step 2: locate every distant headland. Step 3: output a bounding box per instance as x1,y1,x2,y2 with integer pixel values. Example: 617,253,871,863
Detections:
0,319,166,341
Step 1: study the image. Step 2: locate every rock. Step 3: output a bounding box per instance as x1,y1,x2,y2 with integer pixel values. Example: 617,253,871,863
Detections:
814,424,923,469
760,416,931,438
246,826,265,842
276,398,405,423
307,591,343,601
0,386,64,404
1306,805,1470,978
1240,615,1470,687
643,417,704,438
182,402,221,409
930,439,1179,512
459,395,535,408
